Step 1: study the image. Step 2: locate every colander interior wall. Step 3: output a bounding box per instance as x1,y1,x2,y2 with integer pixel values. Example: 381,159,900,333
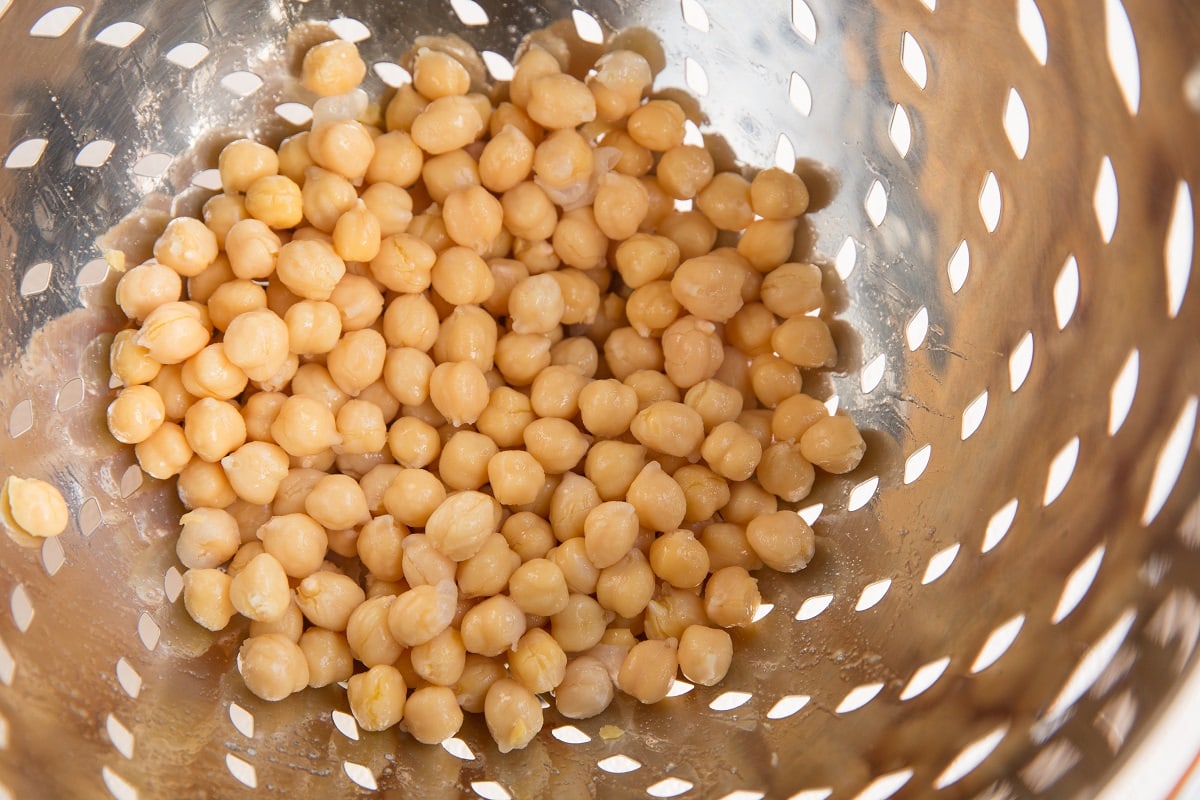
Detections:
1,0,1199,798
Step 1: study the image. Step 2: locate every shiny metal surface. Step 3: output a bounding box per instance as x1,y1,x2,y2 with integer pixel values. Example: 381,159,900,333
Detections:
1,0,1198,798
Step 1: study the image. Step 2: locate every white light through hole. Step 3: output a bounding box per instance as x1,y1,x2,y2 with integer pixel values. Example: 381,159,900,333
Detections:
905,444,932,484
789,72,813,116
900,656,950,700
1003,88,1030,159
982,499,1019,553
480,52,514,82
1141,396,1198,526
798,503,823,525
648,778,694,798
226,754,257,788
855,579,891,611
681,0,710,31
684,57,709,96
1165,181,1193,319
836,682,884,713
29,6,82,38
1105,0,1141,114
865,180,888,227
709,691,752,711
1109,349,1139,435
979,172,1002,232
905,306,929,350
328,17,370,42
848,477,878,511
889,104,912,158
450,0,488,26
900,32,928,89
221,71,263,97
933,725,1009,789
1054,255,1080,328
849,769,912,800
1052,544,1106,623
332,710,360,740
344,762,377,791
1009,331,1034,391
767,694,810,719
795,594,833,621
165,42,209,69
76,140,115,168
948,240,970,293
442,738,474,760
551,725,590,744
835,237,857,280
105,713,134,759
1017,0,1049,65
923,544,959,584
970,614,1025,673
791,0,816,44
101,767,137,800
861,354,885,393
597,755,641,774
5,139,47,169
229,703,254,738
275,103,313,126
775,133,796,170
961,390,988,440
1043,437,1080,506
1042,608,1136,724
373,61,411,86
95,21,144,48
571,9,604,43
1094,157,1119,243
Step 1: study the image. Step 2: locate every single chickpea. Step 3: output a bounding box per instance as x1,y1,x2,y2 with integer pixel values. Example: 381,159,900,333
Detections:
476,386,536,448
626,461,687,533
749,353,804,409
532,128,593,191
700,421,764,482
751,167,810,219
303,473,369,530
410,627,466,687
411,95,484,155
512,237,561,275
301,38,366,96
244,174,304,229
385,83,429,132
523,417,589,474
386,417,442,472
258,513,329,578
290,363,350,413
696,172,755,231
624,280,680,338
549,591,610,653
627,99,687,152
441,185,503,253
116,261,183,321
360,183,414,240
582,501,640,570
451,654,506,714
334,399,386,456
771,316,838,369
299,628,355,688
275,239,346,301
173,507,240,569
206,279,267,332
507,557,569,616
738,218,798,272
629,401,705,458
268,395,340,457
508,628,567,694
292,571,364,631
427,361,489,426
385,580,457,647
644,583,708,641
325,328,386,397
237,633,309,701
401,532,457,588
148,364,195,422
223,308,290,382
552,207,607,271
508,273,565,334
404,685,464,745
421,148,480,205
588,49,652,121
550,267,601,326
747,510,815,573
677,625,733,686
625,369,681,408
485,678,543,753
704,565,761,628
500,182,558,242
683,379,744,432
670,253,745,323
477,124,534,193
202,194,249,250
177,457,237,509
277,132,315,185
638,176,675,232
527,365,588,420
347,664,407,732
332,201,382,263
346,595,404,666
649,529,710,590
602,327,664,381
302,166,358,233
661,315,725,389
721,480,778,526
434,303,498,372
554,655,614,719
153,217,218,278
460,594,526,657
548,473,601,545
700,522,762,572
353,515,406,581
494,333,552,387
228,551,291,623
182,568,236,631
576,379,638,438
725,302,777,356
284,300,341,356
219,139,278,195
757,441,816,502
761,262,824,318
135,421,193,480
595,549,656,619
483,258,531,318
424,490,498,561
183,397,247,463
583,441,645,502
456,533,521,598
181,343,249,401
413,48,471,98
526,72,596,130
799,415,866,474
106,384,166,445
598,129,653,178
487,450,546,507
370,238,434,297
438,431,498,491
550,335,599,376
673,464,731,525
135,301,209,365
110,329,161,387
617,638,678,704
308,118,375,183
657,144,715,200
502,514,557,564
430,246,494,306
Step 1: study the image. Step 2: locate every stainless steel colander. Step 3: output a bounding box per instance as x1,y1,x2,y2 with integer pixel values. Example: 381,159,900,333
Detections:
2,0,1199,797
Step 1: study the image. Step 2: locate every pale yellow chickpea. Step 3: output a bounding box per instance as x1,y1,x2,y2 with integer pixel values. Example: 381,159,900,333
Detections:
699,522,761,572
221,441,289,504
277,132,315,185
492,332,548,387
219,139,278,194
346,595,404,666
271,468,326,516
696,172,755,231
749,353,803,409
725,302,776,356
451,653,506,714
256,513,328,578
629,401,704,458
592,171,649,241
299,628,355,688
701,421,763,482
529,364,588,419
746,510,815,573
135,420,193,479
599,129,653,178
799,414,866,474
643,583,707,641
552,207,607,271
478,125,534,194
302,166,358,232
291,363,350,413
501,514,556,563
237,633,309,701
177,457,237,509
595,549,656,619
411,95,484,155
110,329,161,387
229,551,291,622
403,685,463,745
555,655,615,719
526,72,596,130
485,678,543,753
618,638,677,703
673,464,730,525
523,417,589,474
508,627,567,694
552,268,601,327
761,262,824,318
136,301,209,365
223,308,290,382
704,565,761,628
385,83,429,133
366,132,424,188
580,501,639,570
627,99,687,152
437,430,496,492
504,557,567,617
429,246,494,306
284,300,342,356
265,274,302,317
649,528,711,589
424,490,497,561
275,240,347,304
301,473,368,531
575,379,637,439
669,253,746,323
757,441,815,502
580,442,642,503
421,148,480,205
771,316,837,369
613,233,678,290
457,533,521,598
460,594,526,657
244,174,304,230
386,416,442,471
738,218,798,272
627,371,681,413
181,343,248,401
202,193,249,250
333,399,386,456
602,327,664,381
293,571,366,631
507,274,564,335
486,450,545,507
428,361,489,426
183,397,247,463
332,200,382,262
380,347,433,408
626,461,687,533
440,185,503,253
657,144,715,200
501,182,557,242
327,328,386,396
531,128,593,192
348,664,407,732
550,335,599,376
677,625,733,686
400,533,456,589
153,217,218,278
683,379,744,432
227,540,266,577
661,316,725,389
476,386,535,448
240,391,285,443
206,279,268,331
482,258,530,318
547,472,601,545
413,48,471,98
550,591,610,653
433,304,498,372
173,507,239,569
106,384,166,445
409,627,466,687
116,261,183,321
722,480,778,527
249,598,304,643
512,237,561,274
301,38,367,96
182,568,236,631
308,118,375,183
361,182,414,239
588,49,652,121
149,364,196,422
751,167,810,218
372,236,436,296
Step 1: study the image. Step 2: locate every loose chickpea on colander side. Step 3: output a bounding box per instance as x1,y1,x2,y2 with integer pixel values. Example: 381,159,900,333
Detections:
98,29,868,751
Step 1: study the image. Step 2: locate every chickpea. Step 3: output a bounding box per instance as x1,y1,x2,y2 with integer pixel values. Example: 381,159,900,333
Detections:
683,379,744,432
404,685,464,745
481,258,530,318
136,301,209,365
153,217,218,278
386,416,442,472
409,627,467,687
270,467,324,516
116,261,183,321
552,207,607,271
532,128,593,192
182,568,236,631
348,664,407,732
110,329,161,387
434,304,498,372
283,301,341,356
330,201,381,263
384,580,456,647
761,262,824,318
747,354,801,409
522,417,589,475
427,361,489,426
237,633,309,701
499,514,554,564
475,124,533,194
719,483,776,531
460,594,526,657
500,182,558,243
401,532,457,589
421,148,480,206
106,384,166,445
430,246,494,307
677,625,733,686
627,99,686,152
172,507,238,570
698,522,760,571
580,501,639,570
661,315,725,389
704,565,761,628
670,253,745,323
454,533,521,598
229,552,291,622
346,595,405,666
700,421,763,482
256,513,328,579
510,45,561,107
644,583,708,641
202,193,249,250
626,461,687,533
485,678,543,753
245,594,302,642
696,172,754,231
484,450,543,507
302,473,369,530
440,185,503,253
299,628,355,688
411,95,484,155
291,363,350,413
582,441,644,502
657,144,715,200
625,280,681,338
180,343,248,401
672,465,729,525
512,237,561,274
333,399,385,456
576,379,637,439
411,47,470,98
277,132,315,185
509,628,567,694
275,240,346,302
603,327,664,381
382,297,438,356
550,268,601,325
757,441,816,502
526,72,596,129
618,638,677,704
625,369,680,408
135,421,193,480
593,541,654,613
588,49,652,120
436,431,494,491
494,333,552,387
423,490,497,561
308,118,375,183
629,401,704,458
550,335,599,377
552,655,613,720
177,457,237,509
244,175,304,230
325,329,385,397
725,303,777,356
526,365,586,419
268,395,339,457
738,218,798,272
386,83,429,132
359,184,414,241
548,537,599,596
799,415,866,474
473,387,533,449
301,38,366,96
751,167,810,218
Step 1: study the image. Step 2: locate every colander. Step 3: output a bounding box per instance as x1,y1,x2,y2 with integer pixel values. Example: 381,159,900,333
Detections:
1,0,1199,797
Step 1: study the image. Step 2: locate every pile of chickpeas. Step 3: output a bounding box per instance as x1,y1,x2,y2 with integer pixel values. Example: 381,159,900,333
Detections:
105,29,866,752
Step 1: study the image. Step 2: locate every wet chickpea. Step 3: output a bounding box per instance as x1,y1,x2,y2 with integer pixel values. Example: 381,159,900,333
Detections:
751,167,810,219
626,461,687,533
771,316,837,369
182,568,236,631
331,201,382,263
401,533,457,589
206,279,267,332
291,363,350,413
149,365,196,422
589,171,648,242
439,431,498,491
703,565,761,628
799,415,866,474
501,182,557,242
457,533,521,598
738,218,798,272
411,95,484,155
270,395,340,457
510,45,561,107
721,479,778,526
135,421,194,480
302,473,369,530
582,501,639,570
217,137,277,193
550,335,597,374
245,174,304,229
360,183,414,240
677,624,733,686
116,262,183,322
657,144,715,200
413,48,471,98
673,464,731,524
308,118,375,183
643,583,706,640
428,361,489,426
598,129,652,178
532,128,593,192
669,253,745,325
354,515,406,581
284,300,342,356
624,280,680,338
346,595,404,666
153,217,218,278
299,628,354,688
696,172,754,231
526,72,596,130
627,99,686,152
723,304,774,357
421,148,480,205
347,664,407,732
630,401,704,458
494,332,552,387
177,457,237,509
107,384,166,445
386,580,457,647
523,417,589,474
501,514,556,563
682,379,743,432
275,239,346,301
359,465,403,517
292,571,364,631
277,132,315,185
595,548,656,619
440,185,503,253
550,268,600,325
552,207,607,271
511,237,561,274
549,537,599,595
181,344,248,401
661,316,724,389
638,175,675,232
301,38,366,96
476,386,535,449
401,685,463,745
272,468,326,515
699,522,761,572
583,441,645,502
749,353,804,409
238,633,309,701
385,83,430,132
504,557,568,617
387,418,442,470
301,167,357,233
380,348,433,408
258,513,328,578
175,507,240,569
424,490,497,561
228,551,291,623
265,274,302,317
576,380,637,439
484,678,543,753
714,347,754,405
327,328,386,396
761,262,824,318
757,441,816,503
554,655,614,719
459,593,526,657
110,329,161,387
588,49,651,120
183,397,246,463
485,450,544,507
430,246,493,306
479,125,535,193
550,592,610,652
547,473,601,545
434,304,498,371
408,627,467,687
505,628,565,695
202,194,249,250
382,293,438,352
136,301,210,365
508,274,565,335
603,327,664,381
617,638,677,704
358,379,402,425
528,365,587,419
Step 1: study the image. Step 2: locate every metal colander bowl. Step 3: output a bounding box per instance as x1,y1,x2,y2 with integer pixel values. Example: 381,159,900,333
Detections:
1,0,1198,798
